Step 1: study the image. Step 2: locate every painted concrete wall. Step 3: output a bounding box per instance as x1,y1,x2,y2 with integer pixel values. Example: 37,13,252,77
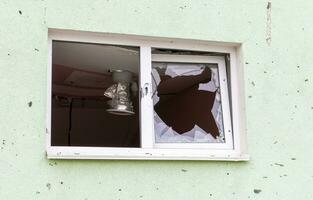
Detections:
0,0,313,199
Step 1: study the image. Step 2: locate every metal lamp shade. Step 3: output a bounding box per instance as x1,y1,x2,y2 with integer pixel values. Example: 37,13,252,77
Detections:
104,70,135,115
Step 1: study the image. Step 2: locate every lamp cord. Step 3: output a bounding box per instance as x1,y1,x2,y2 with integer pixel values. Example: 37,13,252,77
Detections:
68,98,73,146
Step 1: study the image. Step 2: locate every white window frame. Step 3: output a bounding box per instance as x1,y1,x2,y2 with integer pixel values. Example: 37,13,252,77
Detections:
46,28,248,161
151,54,232,149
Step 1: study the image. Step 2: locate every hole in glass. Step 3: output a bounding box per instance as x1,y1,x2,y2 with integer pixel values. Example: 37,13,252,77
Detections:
152,62,225,143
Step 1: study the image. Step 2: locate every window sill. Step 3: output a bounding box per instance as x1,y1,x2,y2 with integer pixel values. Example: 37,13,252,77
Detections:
47,146,249,161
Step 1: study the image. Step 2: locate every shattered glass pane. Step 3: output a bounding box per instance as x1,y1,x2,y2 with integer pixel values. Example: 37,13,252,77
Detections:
152,62,225,143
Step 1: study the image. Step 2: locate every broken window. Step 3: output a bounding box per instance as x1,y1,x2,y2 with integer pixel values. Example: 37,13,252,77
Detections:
150,51,233,149
152,62,225,143
47,30,246,160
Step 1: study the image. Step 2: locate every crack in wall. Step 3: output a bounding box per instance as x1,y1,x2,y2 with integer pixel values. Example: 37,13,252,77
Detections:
266,2,272,45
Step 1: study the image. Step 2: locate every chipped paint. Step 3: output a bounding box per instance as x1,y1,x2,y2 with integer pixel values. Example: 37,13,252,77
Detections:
254,189,262,194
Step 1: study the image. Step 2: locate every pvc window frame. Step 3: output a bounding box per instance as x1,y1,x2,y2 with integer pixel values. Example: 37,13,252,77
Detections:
46,28,248,161
151,54,232,149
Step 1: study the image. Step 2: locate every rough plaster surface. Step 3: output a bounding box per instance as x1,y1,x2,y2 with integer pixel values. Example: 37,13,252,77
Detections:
0,0,313,199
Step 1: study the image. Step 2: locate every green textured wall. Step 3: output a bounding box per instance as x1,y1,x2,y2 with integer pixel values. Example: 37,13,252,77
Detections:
1,0,313,199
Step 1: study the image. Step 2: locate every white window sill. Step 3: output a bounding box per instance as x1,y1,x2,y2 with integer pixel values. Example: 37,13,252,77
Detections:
47,147,249,161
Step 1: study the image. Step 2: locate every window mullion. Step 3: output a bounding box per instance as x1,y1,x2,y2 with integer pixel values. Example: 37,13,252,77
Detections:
140,46,154,148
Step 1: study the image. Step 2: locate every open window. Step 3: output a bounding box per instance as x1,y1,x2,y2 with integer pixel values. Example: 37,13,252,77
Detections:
51,41,140,148
47,29,248,160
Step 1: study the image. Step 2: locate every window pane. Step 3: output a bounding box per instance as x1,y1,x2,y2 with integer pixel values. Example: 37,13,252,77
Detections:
51,41,140,147
152,62,225,143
